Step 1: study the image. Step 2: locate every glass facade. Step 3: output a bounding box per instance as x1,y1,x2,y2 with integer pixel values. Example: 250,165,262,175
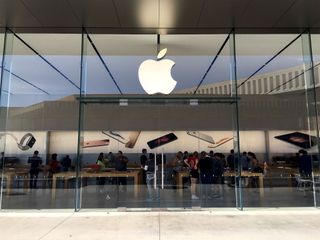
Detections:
0,28,320,210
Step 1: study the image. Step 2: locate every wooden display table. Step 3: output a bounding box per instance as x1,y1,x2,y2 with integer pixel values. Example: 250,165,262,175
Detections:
2,168,29,195
52,169,142,199
176,170,265,197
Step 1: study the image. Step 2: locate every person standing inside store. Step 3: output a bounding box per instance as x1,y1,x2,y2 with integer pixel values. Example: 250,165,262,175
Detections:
145,153,159,201
61,154,71,172
28,150,43,189
212,153,224,197
140,148,148,185
47,153,61,187
96,152,107,187
182,151,189,167
0,152,4,169
227,149,235,171
48,153,61,176
107,152,115,168
198,151,213,199
248,152,263,188
184,152,199,200
241,152,249,171
115,151,129,191
298,149,312,178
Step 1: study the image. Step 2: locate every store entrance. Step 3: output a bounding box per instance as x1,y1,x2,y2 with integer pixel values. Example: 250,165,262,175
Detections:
78,95,240,210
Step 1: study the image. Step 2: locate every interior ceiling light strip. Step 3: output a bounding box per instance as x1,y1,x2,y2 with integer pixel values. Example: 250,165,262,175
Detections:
238,31,305,89
0,66,50,95
8,28,80,90
193,31,232,95
84,28,123,95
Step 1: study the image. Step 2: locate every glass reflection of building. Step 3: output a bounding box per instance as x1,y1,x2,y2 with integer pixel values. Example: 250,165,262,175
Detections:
1,2,320,211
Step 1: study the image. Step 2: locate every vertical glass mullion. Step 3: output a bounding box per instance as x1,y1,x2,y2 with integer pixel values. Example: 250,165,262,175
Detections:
229,29,242,210
301,31,320,208
0,29,14,210
75,28,87,211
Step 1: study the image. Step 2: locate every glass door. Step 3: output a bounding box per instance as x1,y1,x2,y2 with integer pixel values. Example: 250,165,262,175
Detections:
77,32,240,210
78,95,239,210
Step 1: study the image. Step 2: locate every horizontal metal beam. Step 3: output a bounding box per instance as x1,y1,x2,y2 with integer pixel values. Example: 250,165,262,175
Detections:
77,95,239,104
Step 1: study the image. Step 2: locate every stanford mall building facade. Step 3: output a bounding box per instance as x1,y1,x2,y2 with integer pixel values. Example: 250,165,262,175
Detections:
0,0,320,211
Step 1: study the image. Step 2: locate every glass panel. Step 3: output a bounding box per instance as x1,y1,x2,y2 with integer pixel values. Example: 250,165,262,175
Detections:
83,34,231,95
79,33,238,210
236,33,317,208
311,34,320,208
1,30,319,211
229,31,242,210
78,96,237,209
0,29,3,64
0,29,8,208
0,31,80,209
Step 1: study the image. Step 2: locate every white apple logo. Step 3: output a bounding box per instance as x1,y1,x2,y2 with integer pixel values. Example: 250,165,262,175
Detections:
138,48,177,94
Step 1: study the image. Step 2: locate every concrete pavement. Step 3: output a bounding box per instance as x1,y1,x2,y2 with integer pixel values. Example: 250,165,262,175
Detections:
0,208,320,240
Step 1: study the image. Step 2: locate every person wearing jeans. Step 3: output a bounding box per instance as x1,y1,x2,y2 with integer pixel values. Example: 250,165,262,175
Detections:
145,153,159,201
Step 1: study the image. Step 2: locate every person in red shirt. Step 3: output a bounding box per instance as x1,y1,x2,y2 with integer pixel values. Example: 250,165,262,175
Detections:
49,153,61,177
184,151,199,200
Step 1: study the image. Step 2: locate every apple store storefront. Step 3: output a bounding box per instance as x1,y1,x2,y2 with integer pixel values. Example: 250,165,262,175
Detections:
1,29,320,211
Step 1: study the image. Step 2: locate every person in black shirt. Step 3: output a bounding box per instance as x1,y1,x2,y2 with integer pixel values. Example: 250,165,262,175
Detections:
248,152,263,188
140,149,148,184
28,150,43,189
227,149,235,171
107,152,115,168
182,151,189,167
0,152,4,169
212,153,224,184
115,151,128,190
298,149,312,178
198,151,213,182
198,151,213,198
61,155,71,172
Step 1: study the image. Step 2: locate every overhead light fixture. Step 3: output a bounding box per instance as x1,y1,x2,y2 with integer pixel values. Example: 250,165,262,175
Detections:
119,99,128,106
190,99,198,106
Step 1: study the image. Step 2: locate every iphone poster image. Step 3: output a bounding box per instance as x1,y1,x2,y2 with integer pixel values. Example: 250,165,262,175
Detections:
125,131,141,149
147,133,178,149
208,137,233,148
187,131,215,144
102,131,128,144
82,139,110,148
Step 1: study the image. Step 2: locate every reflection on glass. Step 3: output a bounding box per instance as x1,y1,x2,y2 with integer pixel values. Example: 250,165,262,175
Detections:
236,33,318,208
1,31,320,211
311,34,320,208
0,32,80,209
